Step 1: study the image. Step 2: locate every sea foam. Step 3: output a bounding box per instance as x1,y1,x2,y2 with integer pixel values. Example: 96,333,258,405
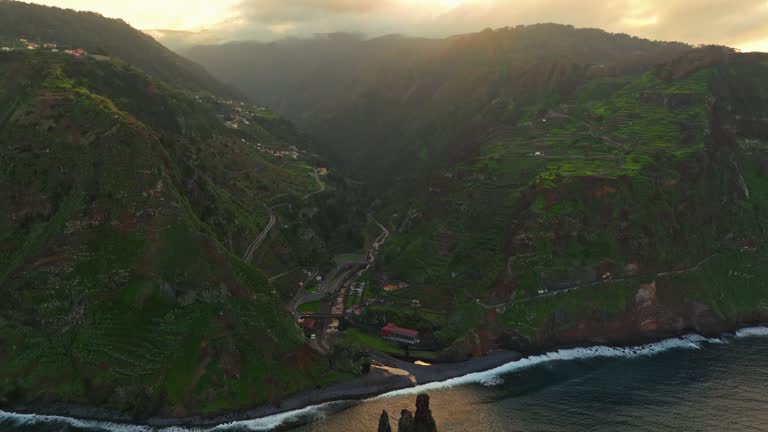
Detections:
1,326,766,432
735,326,768,338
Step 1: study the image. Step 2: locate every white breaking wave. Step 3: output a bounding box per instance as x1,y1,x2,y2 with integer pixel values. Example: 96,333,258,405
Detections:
1,326,766,432
371,333,714,399
0,410,192,432
209,400,354,432
736,326,768,338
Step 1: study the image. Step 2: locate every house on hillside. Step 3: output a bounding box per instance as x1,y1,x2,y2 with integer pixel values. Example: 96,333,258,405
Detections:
1,47,12,52
64,48,87,57
27,43,39,50
43,43,57,48
299,317,316,331
346,305,365,317
381,323,420,345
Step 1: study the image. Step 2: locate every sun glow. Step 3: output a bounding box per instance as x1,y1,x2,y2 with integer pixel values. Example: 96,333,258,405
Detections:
402,0,471,13
738,38,768,53
26,0,239,30
438,0,466,8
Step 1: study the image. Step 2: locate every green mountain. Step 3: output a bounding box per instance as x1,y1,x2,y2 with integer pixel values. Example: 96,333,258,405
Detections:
4,12,768,421
186,25,691,185
190,27,768,356
0,46,360,416
372,48,768,353
0,0,236,96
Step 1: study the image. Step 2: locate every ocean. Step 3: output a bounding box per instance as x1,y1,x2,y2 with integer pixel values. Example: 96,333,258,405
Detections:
3,327,768,432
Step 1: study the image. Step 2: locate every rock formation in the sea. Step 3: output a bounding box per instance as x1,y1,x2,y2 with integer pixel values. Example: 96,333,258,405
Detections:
378,393,437,432
414,394,437,432
378,410,393,432
398,408,415,432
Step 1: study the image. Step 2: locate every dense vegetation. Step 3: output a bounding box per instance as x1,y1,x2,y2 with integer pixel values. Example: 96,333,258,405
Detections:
373,49,768,345
190,27,768,355
3,11,768,419
0,48,363,417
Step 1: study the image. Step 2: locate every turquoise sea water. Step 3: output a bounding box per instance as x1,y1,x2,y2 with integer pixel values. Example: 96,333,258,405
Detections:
3,327,768,431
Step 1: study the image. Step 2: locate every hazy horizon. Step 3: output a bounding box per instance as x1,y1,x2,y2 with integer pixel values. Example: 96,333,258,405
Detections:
20,0,768,52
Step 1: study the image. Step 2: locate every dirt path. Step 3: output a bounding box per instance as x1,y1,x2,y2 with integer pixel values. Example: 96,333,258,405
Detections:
268,268,300,282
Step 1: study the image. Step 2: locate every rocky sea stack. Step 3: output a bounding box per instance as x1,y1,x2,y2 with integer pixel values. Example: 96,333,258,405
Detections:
378,393,437,432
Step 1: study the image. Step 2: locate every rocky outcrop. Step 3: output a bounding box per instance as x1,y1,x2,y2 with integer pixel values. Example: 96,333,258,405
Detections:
378,410,392,432
398,409,414,432
377,394,436,432
414,394,437,432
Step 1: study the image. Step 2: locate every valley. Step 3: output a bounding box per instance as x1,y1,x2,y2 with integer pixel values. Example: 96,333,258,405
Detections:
2,1,768,428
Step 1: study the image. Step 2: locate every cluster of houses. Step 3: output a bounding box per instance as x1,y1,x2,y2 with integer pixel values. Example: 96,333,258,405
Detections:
1,39,88,57
252,142,300,159
223,117,250,129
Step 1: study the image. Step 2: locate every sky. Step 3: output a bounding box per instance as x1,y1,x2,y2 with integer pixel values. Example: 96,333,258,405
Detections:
25,0,768,51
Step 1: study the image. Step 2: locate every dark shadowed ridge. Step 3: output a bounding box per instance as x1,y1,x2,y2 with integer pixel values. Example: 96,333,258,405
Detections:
186,24,694,184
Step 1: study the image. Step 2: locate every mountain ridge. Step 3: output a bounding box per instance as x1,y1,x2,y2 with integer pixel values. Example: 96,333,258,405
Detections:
0,0,238,97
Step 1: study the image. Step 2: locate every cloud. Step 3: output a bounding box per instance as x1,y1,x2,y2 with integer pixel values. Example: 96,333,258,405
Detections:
123,0,768,52
235,0,392,23
422,0,768,48
28,0,768,50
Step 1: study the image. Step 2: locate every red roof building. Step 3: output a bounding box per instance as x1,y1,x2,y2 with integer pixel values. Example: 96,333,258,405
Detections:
300,317,316,330
381,323,420,344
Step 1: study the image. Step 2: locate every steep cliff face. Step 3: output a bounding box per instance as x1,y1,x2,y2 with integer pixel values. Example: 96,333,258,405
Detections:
368,50,768,358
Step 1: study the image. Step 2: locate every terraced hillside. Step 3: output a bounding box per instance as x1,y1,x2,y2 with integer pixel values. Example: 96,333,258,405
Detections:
188,24,692,186
0,50,356,416
372,49,768,354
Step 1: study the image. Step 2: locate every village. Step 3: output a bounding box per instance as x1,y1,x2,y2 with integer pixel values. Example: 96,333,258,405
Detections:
214,97,334,168
291,216,439,362
1,38,89,57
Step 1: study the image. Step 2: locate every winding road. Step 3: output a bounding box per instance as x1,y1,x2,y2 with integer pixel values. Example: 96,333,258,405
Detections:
469,253,723,310
241,208,276,263
303,169,326,199
242,168,325,263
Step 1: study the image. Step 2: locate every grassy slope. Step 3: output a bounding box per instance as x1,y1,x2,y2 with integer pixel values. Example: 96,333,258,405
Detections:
376,53,768,343
0,51,351,416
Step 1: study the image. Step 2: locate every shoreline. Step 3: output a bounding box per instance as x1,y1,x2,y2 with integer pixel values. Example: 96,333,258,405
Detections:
6,321,766,429
6,351,523,428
